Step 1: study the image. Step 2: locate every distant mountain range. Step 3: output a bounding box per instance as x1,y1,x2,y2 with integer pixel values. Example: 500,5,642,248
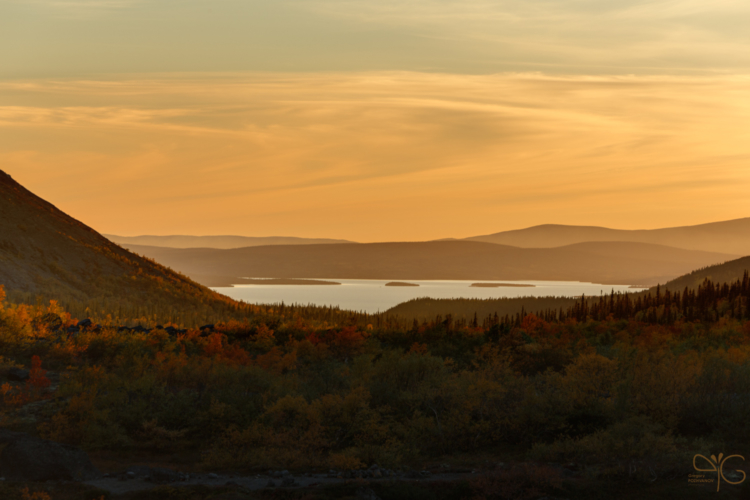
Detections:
108,218,750,257
121,240,736,287
465,219,750,256
108,218,750,288
105,234,354,249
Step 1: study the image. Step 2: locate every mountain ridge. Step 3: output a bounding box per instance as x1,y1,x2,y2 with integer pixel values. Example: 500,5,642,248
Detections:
120,240,736,288
105,218,750,256
105,234,355,249
466,218,750,255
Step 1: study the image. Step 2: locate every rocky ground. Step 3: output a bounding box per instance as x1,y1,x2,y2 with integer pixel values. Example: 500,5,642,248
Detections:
84,466,477,496
0,435,745,500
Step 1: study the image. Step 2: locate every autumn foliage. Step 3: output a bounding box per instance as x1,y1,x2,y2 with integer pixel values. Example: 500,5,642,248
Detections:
0,275,749,476
28,356,50,390
1,356,51,408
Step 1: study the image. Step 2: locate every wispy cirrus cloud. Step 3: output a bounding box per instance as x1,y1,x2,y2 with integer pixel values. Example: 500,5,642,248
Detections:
303,0,750,26
9,0,141,19
300,0,750,72
1,72,749,240
2,0,748,75
15,0,139,8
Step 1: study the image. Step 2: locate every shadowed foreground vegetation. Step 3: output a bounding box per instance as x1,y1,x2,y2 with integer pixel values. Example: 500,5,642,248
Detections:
1,271,750,500
2,475,747,500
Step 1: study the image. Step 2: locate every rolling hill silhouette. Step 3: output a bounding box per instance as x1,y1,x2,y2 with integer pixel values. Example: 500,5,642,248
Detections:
121,240,736,287
466,219,750,255
105,234,354,249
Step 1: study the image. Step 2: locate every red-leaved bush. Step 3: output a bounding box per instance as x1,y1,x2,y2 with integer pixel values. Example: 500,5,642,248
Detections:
27,355,51,390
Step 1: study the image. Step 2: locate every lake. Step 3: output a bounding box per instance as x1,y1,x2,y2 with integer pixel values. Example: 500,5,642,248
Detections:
213,279,644,314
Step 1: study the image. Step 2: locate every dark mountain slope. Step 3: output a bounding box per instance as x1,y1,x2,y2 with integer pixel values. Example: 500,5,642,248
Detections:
467,218,750,255
0,170,244,326
121,240,734,287
658,256,750,292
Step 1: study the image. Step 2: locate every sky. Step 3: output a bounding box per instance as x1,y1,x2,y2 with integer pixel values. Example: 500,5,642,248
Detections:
1,0,749,241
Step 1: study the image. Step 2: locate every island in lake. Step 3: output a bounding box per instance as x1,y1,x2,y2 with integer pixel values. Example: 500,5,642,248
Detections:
470,283,536,288
238,278,341,286
385,282,420,287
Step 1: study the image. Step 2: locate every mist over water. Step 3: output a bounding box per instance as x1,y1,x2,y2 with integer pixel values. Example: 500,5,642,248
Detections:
213,279,642,314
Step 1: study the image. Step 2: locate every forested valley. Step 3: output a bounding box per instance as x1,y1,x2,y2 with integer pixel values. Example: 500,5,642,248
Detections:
2,271,750,499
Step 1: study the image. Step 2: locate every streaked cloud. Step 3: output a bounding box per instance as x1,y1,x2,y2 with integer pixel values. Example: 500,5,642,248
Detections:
10,0,141,18
35,0,136,5
302,0,750,72
1,0,748,76
1,73,749,241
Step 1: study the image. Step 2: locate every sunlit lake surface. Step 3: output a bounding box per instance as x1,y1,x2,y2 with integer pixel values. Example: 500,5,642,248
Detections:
213,279,644,314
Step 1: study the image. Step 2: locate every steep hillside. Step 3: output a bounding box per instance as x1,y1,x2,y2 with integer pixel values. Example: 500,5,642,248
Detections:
105,234,354,249
658,256,750,291
467,218,750,255
0,170,246,326
121,240,734,287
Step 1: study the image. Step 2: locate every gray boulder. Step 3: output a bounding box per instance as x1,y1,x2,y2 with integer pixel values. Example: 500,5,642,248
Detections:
0,433,100,481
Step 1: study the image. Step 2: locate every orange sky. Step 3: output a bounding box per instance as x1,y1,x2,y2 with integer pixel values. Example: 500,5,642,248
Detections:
2,0,750,241
2,73,749,242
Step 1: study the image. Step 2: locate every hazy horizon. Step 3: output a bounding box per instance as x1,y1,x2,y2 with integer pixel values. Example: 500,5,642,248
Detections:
103,216,750,240
2,0,749,242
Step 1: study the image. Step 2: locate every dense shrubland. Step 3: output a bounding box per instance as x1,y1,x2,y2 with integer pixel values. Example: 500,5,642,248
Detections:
1,276,750,479
4,268,373,331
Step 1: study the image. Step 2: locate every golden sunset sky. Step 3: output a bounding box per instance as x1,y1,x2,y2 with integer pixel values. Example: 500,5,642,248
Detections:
1,0,749,241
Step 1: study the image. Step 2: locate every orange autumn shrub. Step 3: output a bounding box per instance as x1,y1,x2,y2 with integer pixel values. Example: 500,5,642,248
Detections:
328,326,367,359
520,313,548,336
248,323,276,351
203,332,226,357
1,382,30,407
0,356,51,409
255,346,297,375
20,487,52,500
